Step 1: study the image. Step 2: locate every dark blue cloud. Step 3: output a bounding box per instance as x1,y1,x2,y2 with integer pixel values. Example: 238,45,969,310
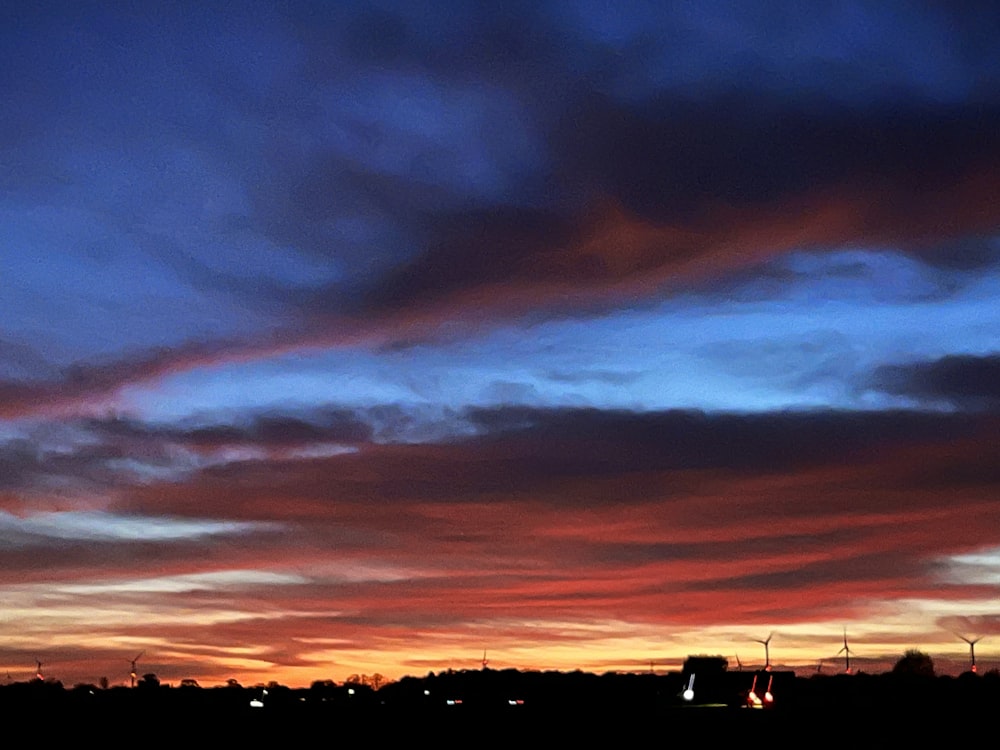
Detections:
2,1,999,370
873,354,1000,411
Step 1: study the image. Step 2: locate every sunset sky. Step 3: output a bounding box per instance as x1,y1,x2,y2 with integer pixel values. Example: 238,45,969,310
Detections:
3,1,1000,687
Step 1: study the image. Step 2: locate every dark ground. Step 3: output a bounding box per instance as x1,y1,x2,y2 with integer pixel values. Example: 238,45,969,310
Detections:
4,670,996,747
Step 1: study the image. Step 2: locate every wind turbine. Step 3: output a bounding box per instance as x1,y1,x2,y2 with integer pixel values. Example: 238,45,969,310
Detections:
816,658,825,674
480,650,489,670
753,633,773,671
129,651,144,688
735,654,743,672
958,635,982,673
34,657,43,681
838,629,854,674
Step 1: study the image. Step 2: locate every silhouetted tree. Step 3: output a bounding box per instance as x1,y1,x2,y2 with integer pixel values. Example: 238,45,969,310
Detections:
309,679,337,701
892,649,935,677
137,673,160,688
682,655,728,675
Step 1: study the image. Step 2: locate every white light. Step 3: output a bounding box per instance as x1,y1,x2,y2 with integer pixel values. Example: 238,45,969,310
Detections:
682,688,695,702
249,699,264,708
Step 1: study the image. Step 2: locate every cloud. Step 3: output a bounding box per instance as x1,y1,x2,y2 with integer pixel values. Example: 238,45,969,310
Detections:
462,406,990,477
6,405,999,619
910,235,1000,271
872,354,1000,411
2,4,1000,419
0,342,242,419
60,406,991,633
936,614,1000,637
85,409,374,450
0,409,378,510
0,511,279,544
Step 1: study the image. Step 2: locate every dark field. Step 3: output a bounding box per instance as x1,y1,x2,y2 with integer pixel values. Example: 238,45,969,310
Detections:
5,670,996,746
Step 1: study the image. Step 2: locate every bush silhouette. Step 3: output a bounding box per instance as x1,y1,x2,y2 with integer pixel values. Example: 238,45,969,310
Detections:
892,649,935,677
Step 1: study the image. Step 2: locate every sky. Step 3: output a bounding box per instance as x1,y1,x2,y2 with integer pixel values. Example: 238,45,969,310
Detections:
2,1,1000,688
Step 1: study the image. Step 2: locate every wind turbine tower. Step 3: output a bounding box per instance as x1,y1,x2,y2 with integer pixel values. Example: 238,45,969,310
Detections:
753,633,773,671
481,650,489,670
959,635,981,673
35,658,43,681
838,629,854,674
129,651,145,688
